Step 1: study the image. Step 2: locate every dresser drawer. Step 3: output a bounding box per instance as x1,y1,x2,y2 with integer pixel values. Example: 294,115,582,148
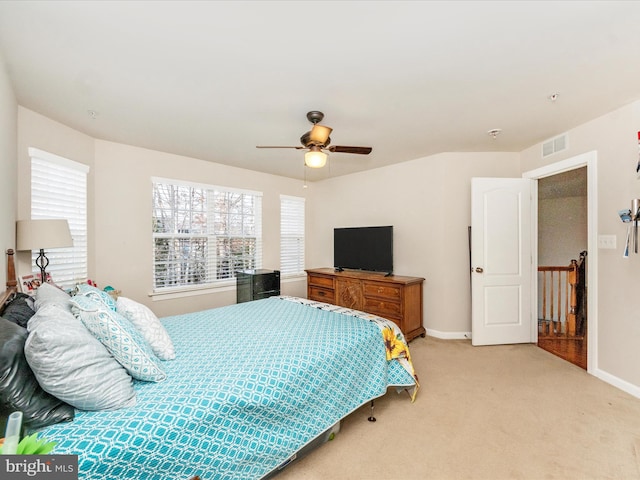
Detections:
363,281,402,301
308,274,335,289
309,286,334,303
363,298,402,319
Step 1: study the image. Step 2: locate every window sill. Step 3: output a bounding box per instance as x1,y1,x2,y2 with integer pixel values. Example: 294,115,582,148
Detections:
149,282,235,301
149,274,306,302
281,273,306,282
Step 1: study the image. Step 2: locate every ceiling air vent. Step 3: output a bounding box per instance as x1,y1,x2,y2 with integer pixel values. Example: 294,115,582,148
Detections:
542,134,568,158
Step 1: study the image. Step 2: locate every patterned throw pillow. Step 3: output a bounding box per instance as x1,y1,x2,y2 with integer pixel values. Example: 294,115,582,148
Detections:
75,284,117,311
116,297,176,361
70,295,166,382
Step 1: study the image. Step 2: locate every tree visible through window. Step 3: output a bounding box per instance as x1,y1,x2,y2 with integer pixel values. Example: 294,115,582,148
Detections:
152,179,262,290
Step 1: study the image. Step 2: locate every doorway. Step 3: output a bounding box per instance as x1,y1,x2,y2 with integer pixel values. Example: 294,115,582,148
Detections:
524,151,598,374
536,167,588,369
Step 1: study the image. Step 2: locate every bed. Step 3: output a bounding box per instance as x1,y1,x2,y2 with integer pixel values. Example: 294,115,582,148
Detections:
0,249,418,479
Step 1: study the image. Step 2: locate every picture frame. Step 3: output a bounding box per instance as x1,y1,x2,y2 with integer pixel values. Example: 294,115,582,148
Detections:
19,272,52,294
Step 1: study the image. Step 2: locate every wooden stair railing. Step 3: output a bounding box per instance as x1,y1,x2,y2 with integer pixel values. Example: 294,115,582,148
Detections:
538,259,579,337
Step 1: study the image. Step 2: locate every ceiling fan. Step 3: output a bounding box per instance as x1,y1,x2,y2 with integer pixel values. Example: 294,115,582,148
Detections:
256,111,372,168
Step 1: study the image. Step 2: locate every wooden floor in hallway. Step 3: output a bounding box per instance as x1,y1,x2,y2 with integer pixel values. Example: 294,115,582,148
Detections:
537,335,587,370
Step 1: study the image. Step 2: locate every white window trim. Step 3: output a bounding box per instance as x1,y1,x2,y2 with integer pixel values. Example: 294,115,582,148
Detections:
151,177,261,197
149,283,236,301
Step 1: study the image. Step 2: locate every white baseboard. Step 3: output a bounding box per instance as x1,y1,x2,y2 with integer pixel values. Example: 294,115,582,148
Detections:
425,329,471,340
593,368,640,400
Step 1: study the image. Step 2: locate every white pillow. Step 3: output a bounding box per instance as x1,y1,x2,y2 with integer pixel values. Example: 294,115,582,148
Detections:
34,282,71,310
116,297,176,361
25,302,137,411
70,295,166,382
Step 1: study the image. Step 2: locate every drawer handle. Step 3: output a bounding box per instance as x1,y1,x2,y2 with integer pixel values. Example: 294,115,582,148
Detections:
318,291,325,296
377,287,384,293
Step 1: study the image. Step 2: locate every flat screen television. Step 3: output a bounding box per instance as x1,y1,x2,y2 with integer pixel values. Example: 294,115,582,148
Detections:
333,225,393,275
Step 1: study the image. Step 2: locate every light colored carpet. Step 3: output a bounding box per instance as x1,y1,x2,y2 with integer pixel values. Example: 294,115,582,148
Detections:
277,335,640,479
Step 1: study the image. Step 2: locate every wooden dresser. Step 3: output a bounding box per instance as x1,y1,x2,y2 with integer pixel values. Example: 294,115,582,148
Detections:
306,268,425,341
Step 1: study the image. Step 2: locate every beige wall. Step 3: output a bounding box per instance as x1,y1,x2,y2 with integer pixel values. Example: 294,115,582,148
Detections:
14,109,308,317
308,152,521,336
15,107,96,278
538,196,588,266
0,50,17,286
92,140,308,317
521,100,640,390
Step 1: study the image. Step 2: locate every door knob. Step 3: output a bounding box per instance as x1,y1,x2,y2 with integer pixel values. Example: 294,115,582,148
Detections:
475,267,484,273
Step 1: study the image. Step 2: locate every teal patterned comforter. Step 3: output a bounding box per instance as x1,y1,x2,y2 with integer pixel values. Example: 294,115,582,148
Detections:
38,296,416,479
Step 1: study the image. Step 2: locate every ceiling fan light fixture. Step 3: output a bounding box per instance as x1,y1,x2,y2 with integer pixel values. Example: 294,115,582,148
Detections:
256,111,372,169
305,146,327,168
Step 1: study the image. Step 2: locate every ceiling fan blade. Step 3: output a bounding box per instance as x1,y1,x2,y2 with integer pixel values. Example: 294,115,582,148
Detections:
327,146,372,155
309,125,333,145
256,146,305,149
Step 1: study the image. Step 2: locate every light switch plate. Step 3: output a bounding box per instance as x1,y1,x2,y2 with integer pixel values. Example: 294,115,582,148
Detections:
598,234,617,249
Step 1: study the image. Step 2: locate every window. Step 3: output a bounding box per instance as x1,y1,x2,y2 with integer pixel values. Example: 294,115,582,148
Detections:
152,178,262,290
29,148,89,289
280,195,305,276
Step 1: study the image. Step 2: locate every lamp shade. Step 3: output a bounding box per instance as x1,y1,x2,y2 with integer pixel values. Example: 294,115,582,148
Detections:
16,219,73,251
309,125,332,145
304,147,327,168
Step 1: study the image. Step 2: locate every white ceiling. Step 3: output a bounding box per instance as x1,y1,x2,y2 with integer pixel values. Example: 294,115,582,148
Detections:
1,1,640,182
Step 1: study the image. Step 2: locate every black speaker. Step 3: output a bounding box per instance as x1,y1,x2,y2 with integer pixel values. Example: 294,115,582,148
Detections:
236,269,281,303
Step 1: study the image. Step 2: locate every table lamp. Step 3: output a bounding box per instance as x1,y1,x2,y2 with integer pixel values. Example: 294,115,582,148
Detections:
16,219,73,284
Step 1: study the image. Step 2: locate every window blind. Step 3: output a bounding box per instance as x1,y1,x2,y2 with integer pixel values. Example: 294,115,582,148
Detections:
280,195,305,276
152,179,263,290
29,148,89,289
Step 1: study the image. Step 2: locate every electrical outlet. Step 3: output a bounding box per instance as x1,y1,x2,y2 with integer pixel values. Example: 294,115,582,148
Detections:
598,234,617,249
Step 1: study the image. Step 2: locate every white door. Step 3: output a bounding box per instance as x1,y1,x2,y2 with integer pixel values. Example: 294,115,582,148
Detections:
471,177,533,346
